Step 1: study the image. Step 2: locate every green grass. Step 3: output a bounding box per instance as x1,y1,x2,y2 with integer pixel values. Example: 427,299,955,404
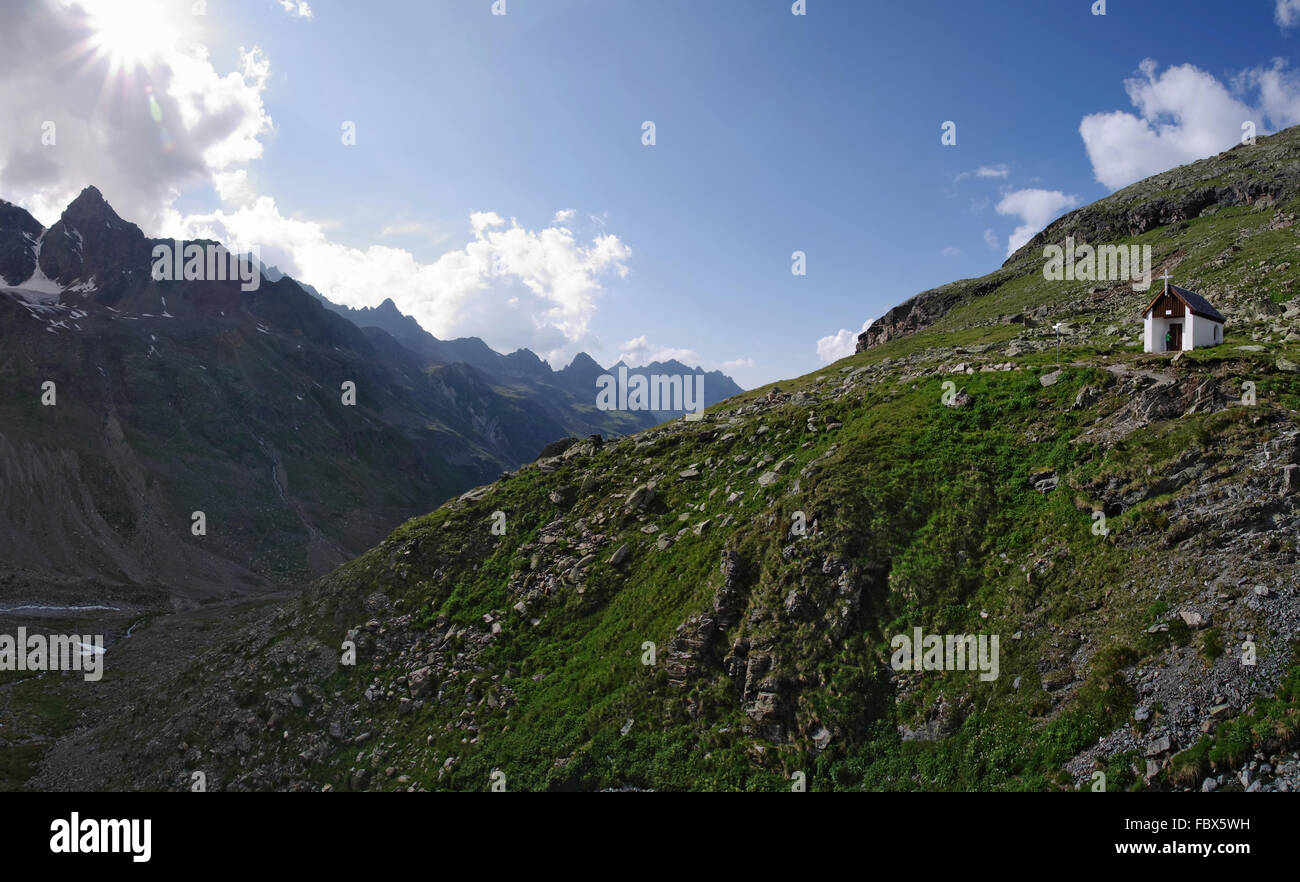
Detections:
84,125,1300,790
182,351,1290,791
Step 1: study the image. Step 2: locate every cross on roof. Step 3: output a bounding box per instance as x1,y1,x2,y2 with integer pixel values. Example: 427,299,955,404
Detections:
1160,270,1171,292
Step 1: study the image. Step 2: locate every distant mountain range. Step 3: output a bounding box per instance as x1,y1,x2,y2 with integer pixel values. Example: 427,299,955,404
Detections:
314,294,742,422
0,186,742,603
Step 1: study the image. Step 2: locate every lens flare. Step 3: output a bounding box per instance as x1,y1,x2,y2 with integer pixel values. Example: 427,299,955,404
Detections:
84,0,178,72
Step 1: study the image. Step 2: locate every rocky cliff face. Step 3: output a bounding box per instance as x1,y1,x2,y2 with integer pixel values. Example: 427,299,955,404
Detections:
0,200,43,285
857,274,1011,350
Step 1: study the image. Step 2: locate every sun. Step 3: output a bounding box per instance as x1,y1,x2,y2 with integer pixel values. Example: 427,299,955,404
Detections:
84,0,180,71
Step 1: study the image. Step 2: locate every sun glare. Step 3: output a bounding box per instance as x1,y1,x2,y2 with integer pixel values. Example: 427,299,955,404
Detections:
85,0,179,70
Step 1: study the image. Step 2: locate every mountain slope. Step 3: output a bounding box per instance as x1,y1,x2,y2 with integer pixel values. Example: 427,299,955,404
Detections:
859,125,1300,354
0,188,735,605
37,339,1300,792
29,129,1300,792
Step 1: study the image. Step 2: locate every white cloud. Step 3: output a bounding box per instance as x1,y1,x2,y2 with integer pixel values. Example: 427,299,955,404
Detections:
163,198,631,366
1079,60,1250,191
955,164,1009,183
616,336,701,368
816,318,873,364
0,0,632,368
983,228,1000,251
212,169,257,207
609,337,751,375
1277,0,1300,27
277,0,313,19
28,1,1250,384
942,246,961,258
379,221,430,237
1236,59,1300,127
1080,58,1300,192
0,0,272,229
470,211,504,236
995,189,1079,257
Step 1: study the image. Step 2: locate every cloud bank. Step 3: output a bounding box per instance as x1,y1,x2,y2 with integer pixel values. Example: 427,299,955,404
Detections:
1080,58,1300,191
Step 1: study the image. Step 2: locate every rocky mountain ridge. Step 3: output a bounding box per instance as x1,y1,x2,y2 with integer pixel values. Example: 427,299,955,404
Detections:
0,187,739,604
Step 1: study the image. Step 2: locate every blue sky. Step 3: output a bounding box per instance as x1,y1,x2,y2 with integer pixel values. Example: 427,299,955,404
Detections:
8,0,1300,387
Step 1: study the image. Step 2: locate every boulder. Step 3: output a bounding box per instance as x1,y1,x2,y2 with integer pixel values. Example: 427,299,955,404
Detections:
534,437,580,460
608,544,631,566
625,482,657,510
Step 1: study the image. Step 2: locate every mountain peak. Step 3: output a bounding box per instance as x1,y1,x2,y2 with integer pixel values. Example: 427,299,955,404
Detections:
0,199,43,236
30,185,144,288
563,351,604,372
61,185,122,228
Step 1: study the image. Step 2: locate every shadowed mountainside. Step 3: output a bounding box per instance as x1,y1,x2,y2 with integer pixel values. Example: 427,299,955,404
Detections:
0,188,740,604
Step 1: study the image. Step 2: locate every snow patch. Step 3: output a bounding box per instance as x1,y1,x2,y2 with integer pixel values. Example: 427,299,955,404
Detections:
13,231,65,302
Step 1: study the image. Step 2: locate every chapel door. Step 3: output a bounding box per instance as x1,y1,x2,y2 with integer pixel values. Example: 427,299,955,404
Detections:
1169,323,1183,351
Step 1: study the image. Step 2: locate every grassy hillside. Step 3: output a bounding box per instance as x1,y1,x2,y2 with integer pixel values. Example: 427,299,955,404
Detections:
37,336,1300,791
30,128,1300,793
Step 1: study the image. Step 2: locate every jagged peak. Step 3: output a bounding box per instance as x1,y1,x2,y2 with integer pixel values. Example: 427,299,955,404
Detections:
59,185,124,229
562,351,604,372
0,199,44,236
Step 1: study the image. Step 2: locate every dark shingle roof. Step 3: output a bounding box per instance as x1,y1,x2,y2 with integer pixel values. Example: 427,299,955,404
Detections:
1170,285,1225,322
1143,283,1225,323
